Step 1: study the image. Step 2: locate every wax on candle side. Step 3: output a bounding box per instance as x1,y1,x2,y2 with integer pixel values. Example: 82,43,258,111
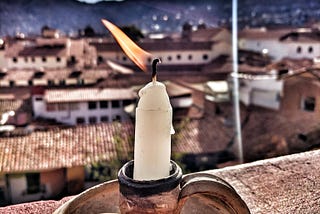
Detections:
133,81,174,180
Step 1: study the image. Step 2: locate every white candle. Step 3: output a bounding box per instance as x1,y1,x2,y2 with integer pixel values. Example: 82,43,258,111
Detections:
133,80,174,180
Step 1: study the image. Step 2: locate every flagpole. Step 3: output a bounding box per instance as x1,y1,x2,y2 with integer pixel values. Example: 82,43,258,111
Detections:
232,0,243,163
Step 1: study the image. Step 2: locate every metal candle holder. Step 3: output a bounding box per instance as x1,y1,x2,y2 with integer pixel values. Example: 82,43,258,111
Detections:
118,160,250,214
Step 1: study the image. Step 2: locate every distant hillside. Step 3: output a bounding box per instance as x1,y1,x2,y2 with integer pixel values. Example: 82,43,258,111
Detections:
0,0,320,37
0,0,227,36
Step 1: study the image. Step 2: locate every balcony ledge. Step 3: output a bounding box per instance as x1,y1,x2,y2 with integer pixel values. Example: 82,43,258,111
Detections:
1,149,320,213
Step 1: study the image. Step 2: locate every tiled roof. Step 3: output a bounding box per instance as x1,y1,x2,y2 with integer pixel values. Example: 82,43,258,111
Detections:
0,122,134,173
239,28,293,40
18,45,66,57
267,58,314,71
165,81,192,97
44,88,136,103
0,68,111,82
0,100,23,114
0,113,233,173
0,88,31,100
191,28,228,41
172,116,233,154
91,40,214,52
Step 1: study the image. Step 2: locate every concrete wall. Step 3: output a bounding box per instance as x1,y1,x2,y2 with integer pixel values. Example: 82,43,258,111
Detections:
40,169,65,197
0,51,6,68
66,166,85,195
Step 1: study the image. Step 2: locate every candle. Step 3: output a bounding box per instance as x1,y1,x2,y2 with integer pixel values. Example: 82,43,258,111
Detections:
133,59,174,180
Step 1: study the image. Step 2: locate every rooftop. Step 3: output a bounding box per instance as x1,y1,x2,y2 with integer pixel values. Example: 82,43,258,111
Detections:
0,115,234,173
90,40,214,52
1,149,319,213
44,87,136,103
0,122,134,173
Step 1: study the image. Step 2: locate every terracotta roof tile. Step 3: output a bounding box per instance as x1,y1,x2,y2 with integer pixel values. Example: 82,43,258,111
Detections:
44,88,136,103
191,28,228,41
0,112,233,173
0,122,134,173
91,41,214,52
18,45,66,57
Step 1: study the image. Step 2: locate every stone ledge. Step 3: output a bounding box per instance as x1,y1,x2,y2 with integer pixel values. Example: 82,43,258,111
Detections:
1,150,319,214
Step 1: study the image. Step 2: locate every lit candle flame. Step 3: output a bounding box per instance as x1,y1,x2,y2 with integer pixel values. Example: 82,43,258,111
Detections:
101,19,152,72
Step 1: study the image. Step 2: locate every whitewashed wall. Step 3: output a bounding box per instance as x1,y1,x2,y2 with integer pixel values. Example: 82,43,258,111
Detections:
6,56,67,69
239,78,283,110
33,97,131,125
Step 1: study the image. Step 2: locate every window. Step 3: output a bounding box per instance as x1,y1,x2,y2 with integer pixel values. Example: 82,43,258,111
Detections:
176,54,181,60
188,54,193,60
46,103,56,112
202,54,208,60
9,81,14,87
101,116,109,123
76,117,85,124
88,101,97,110
100,101,109,109
56,57,61,62
24,57,28,62
48,80,54,86
302,96,315,112
26,173,40,194
167,56,172,61
0,186,5,204
59,80,66,86
89,116,97,124
113,115,121,122
308,46,313,53
12,57,17,63
111,100,120,108
35,97,43,101
57,103,67,111
69,103,79,111
77,79,84,85
123,99,132,106
97,56,103,64
42,57,47,62
296,46,302,53
31,57,35,62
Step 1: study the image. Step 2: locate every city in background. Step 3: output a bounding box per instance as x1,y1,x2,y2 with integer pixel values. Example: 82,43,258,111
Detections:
0,0,319,206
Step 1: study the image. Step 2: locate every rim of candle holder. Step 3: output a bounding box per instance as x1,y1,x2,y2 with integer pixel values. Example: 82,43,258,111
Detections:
118,160,182,197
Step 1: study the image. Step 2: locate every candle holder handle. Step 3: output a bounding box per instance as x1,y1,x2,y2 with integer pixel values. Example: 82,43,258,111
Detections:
175,173,250,214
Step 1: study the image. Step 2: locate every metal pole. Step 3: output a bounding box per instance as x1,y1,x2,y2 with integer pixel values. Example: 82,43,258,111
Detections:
232,0,243,163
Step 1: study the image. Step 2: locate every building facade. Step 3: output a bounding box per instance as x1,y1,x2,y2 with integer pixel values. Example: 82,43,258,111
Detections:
32,88,136,125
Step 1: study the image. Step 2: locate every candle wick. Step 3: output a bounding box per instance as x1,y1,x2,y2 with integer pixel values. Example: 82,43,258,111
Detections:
152,58,161,83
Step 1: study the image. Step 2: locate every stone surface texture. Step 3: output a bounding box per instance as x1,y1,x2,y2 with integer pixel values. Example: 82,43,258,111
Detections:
0,150,319,214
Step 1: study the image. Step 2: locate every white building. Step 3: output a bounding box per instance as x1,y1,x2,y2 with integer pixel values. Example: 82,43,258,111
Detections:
90,27,231,70
4,38,96,70
32,88,136,125
239,73,283,110
239,28,320,61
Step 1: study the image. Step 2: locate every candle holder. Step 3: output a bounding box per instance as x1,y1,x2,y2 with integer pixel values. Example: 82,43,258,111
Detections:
118,160,250,214
54,160,250,213
118,160,182,213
